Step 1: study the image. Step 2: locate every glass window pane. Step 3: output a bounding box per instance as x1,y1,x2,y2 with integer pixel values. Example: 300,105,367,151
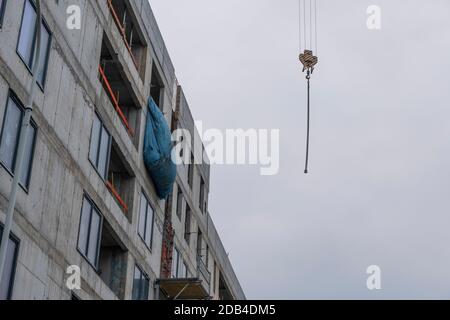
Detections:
142,276,149,300
19,124,36,188
0,98,22,170
18,0,37,67
97,126,110,179
176,190,183,219
0,101,22,167
77,197,91,255
0,0,4,23
89,114,101,166
145,203,154,248
138,194,147,240
132,266,141,300
37,24,50,86
87,209,101,266
0,228,18,300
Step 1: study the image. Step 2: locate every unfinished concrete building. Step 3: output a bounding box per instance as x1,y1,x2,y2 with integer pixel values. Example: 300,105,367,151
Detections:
0,0,244,300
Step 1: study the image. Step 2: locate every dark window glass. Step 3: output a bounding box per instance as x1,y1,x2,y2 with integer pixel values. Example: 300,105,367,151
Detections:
89,115,101,165
77,196,102,267
36,23,51,85
132,265,149,300
17,0,51,87
138,192,154,249
0,94,36,189
89,113,110,180
17,0,35,65
19,123,36,187
176,186,183,220
0,225,19,300
188,154,194,188
184,208,191,244
0,0,6,27
0,98,22,169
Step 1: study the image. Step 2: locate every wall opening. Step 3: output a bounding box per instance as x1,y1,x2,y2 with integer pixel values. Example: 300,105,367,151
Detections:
150,64,164,110
98,221,127,299
107,0,147,78
99,33,140,141
106,140,135,219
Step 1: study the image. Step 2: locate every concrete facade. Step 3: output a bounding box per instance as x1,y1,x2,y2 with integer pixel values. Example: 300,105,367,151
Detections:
0,0,244,300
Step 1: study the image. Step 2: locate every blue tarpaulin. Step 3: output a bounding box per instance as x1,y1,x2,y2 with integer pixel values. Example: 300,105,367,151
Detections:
143,98,176,199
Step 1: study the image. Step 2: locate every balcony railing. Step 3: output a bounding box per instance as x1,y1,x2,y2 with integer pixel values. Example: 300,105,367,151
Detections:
98,65,134,136
106,0,139,69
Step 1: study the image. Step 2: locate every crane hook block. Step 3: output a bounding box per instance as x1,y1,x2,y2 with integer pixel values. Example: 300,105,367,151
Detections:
299,50,318,74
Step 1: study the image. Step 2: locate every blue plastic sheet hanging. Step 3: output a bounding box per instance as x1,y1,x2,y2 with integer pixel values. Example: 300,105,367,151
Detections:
143,98,177,199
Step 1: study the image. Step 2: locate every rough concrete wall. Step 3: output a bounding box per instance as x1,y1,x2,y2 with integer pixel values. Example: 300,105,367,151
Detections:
0,0,244,300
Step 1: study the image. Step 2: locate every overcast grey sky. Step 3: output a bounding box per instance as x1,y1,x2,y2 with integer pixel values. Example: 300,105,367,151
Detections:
150,0,450,299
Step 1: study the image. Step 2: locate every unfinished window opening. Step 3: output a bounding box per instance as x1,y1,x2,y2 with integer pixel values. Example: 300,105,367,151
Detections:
106,141,135,218
184,207,191,245
150,64,164,110
99,34,140,139
107,0,147,78
188,153,194,189
199,177,207,214
98,221,128,299
176,185,183,221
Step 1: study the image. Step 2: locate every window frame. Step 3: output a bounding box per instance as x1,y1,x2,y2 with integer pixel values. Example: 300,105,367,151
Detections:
88,112,112,181
132,265,150,300
0,91,37,191
137,190,155,251
176,185,183,221
0,0,6,28
184,207,191,244
16,0,52,89
0,224,20,300
76,194,103,270
171,247,179,278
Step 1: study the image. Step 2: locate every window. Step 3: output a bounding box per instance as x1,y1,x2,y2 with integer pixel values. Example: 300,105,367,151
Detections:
132,265,149,300
150,64,164,110
71,293,81,300
78,195,127,298
176,186,183,220
171,247,179,278
0,225,19,300
0,0,6,28
77,195,102,268
99,33,140,138
184,207,191,244
188,154,194,189
178,260,188,279
89,113,111,180
107,0,147,78
199,177,207,214
17,0,51,87
138,191,154,249
106,141,134,216
0,93,37,189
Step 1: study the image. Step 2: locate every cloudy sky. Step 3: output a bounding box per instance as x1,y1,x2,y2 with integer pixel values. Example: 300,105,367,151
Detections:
150,0,450,299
